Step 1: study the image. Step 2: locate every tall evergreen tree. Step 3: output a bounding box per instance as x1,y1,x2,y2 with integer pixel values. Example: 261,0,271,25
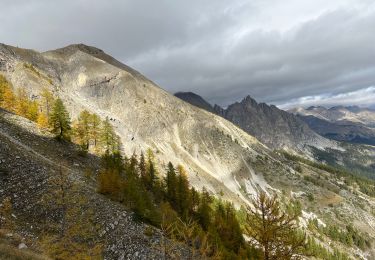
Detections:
165,162,177,207
176,165,191,218
139,152,147,180
197,187,212,231
101,117,120,154
49,98,71,141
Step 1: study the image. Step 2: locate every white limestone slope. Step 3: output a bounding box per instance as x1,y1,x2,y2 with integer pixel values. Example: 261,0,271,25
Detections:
0,43,274,206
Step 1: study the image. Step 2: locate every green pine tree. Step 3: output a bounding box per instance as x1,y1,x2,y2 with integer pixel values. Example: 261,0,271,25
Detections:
49,98,71,141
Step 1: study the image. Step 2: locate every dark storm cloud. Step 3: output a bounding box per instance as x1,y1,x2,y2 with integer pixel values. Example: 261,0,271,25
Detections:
1,0,375,107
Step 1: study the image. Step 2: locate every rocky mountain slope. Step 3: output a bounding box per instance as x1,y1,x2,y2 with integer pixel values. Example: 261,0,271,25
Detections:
0,42,271,206
0,109,174,259
175,92,333,151
1,43,375,258
175,92,375,178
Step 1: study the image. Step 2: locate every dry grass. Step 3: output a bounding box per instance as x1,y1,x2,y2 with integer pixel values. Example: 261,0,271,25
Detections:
0,230,49,260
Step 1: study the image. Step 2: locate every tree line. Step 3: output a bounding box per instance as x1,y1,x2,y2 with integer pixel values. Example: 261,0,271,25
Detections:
0,74,120,154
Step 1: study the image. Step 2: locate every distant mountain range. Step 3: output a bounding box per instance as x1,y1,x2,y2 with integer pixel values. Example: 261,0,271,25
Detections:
289,105,375,127
289,106,375,146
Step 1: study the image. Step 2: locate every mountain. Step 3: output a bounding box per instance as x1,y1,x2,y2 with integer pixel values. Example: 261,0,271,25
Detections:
289,106,375,146
296,115,375,146
290,105,375,128
1,42,273,206
174,92,215,113
1,43,375,258
175,93,333,151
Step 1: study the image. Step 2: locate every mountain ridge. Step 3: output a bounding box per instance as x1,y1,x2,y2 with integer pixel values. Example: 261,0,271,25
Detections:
175,92,333,151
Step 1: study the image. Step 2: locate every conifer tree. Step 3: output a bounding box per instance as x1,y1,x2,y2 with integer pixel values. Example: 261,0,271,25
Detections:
146,148,158,190
176,165,191,218
197,188,212,230
49,98,71,140
165,162,177,206
101,117,120,154
40,87,54,117
27,100,39,121
89,113,101,149
246,191,306,260
14,88,39,121
0,75,6,103
15,88,30,117
213,202,244,254
139,152,147,182
0,75,16,112
74,110,91,151
37,88,55,128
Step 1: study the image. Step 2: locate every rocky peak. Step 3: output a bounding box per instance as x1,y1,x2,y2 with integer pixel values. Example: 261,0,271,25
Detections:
241,95,259,107
175,91,331,150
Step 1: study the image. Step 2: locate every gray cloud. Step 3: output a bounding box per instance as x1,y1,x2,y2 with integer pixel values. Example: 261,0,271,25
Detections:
1,0,375,107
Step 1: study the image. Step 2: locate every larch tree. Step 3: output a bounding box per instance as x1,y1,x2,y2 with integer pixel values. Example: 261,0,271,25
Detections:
101,117,120,155
15,88,39,121
40,87,54,117
246,191,307,260
49,98,71,141
89,113,101,150
74,110,91,152
176,165,191,218
165,162,177,207
38,88,55,128
0,75,16,112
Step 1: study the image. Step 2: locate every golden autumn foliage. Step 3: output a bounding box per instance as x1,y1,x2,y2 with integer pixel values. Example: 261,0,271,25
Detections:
37,112,49,129
0,75,16,112
0,197,14,231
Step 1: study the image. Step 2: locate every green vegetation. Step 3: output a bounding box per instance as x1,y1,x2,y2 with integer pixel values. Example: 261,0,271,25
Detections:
281,151,375,197
98,149,258,258
309,219,371,250
305,236,350,260
49,98,71,141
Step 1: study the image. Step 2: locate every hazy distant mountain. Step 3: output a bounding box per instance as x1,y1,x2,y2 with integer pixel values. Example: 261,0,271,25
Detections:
289,105,375,146
289,105,375,128
296,114,375,146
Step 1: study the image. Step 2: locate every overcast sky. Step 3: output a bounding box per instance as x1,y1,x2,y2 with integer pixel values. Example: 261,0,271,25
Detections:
1,0,375,108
